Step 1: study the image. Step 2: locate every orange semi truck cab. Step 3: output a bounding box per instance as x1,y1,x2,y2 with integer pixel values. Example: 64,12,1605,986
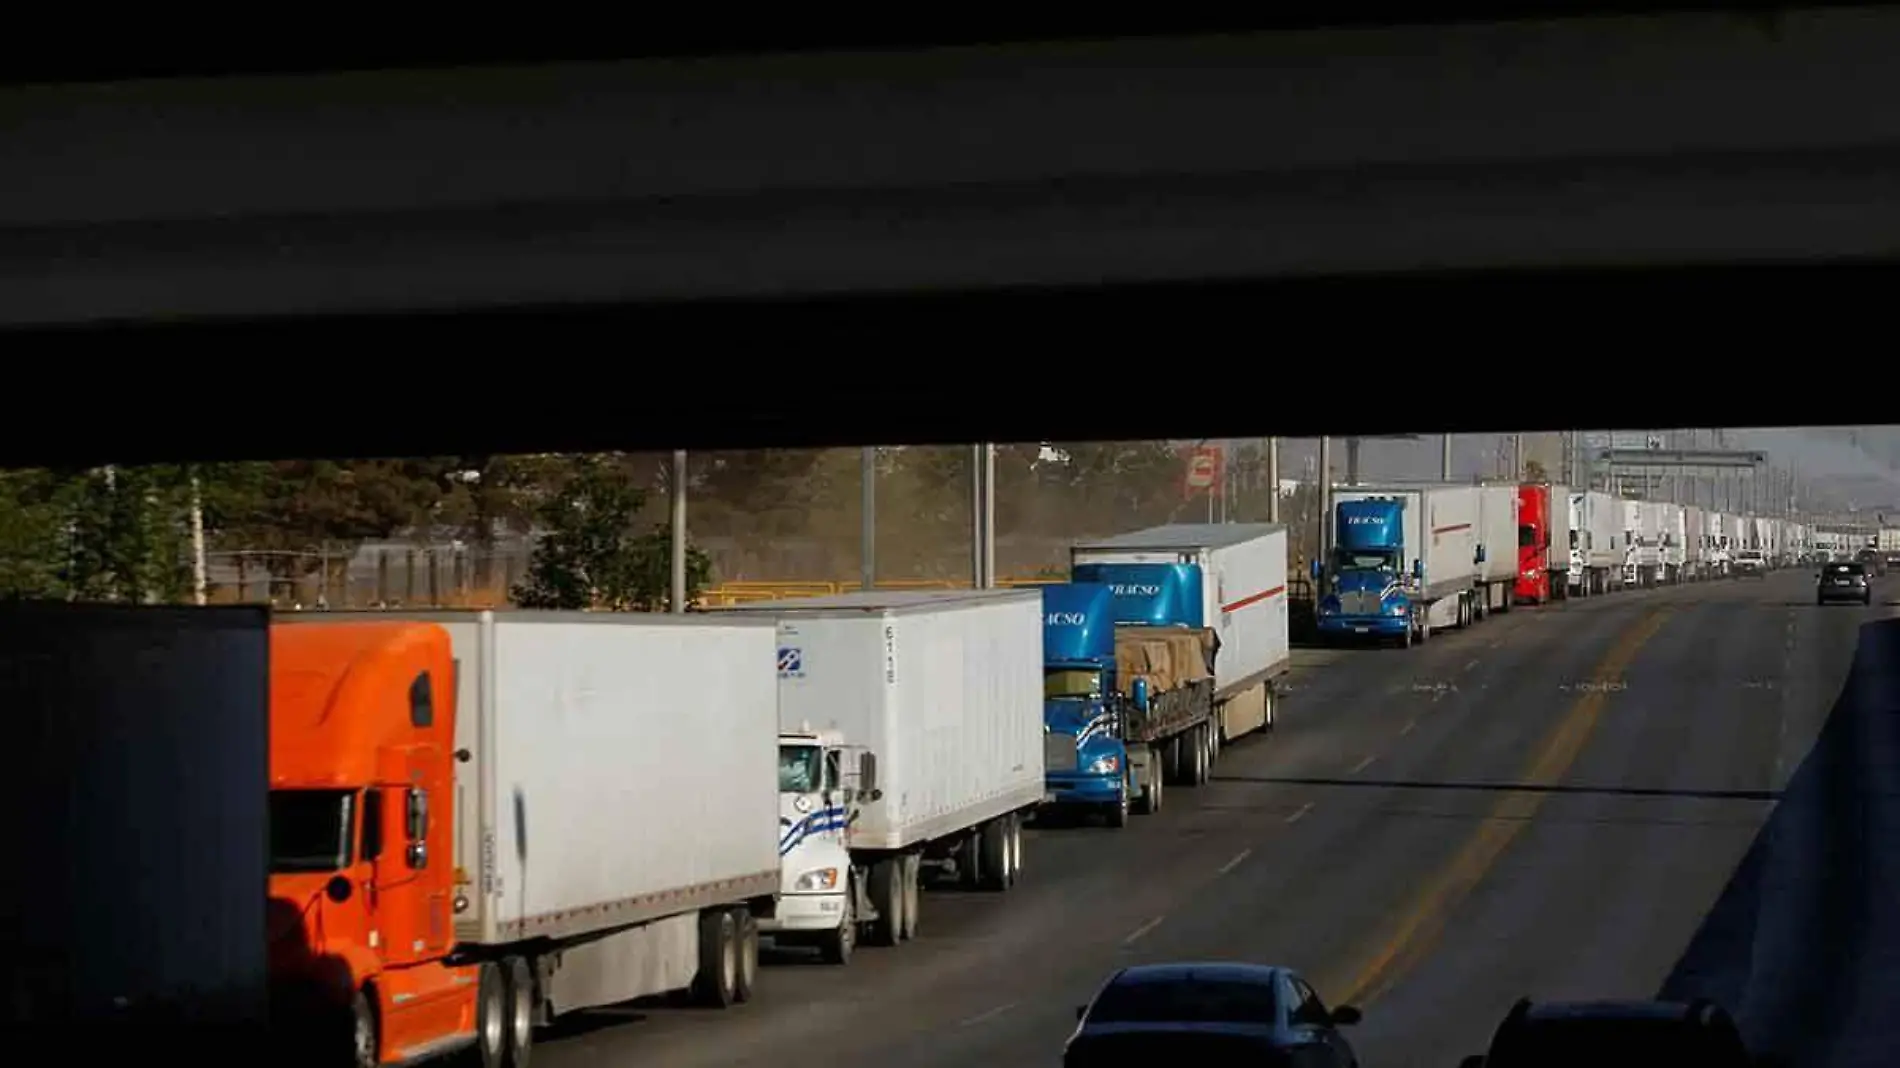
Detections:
268,620,506,1068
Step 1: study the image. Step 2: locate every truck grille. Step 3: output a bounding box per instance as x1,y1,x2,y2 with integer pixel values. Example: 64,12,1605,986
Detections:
1044,733,1078,771
1339,591,1383,616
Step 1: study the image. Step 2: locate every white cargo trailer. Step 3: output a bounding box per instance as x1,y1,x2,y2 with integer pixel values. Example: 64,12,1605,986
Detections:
284,610,783,1038
1682,505,1707,581
1323,482,1482,642
1569,490,1623,595
1546,482,1573,597
1475,481,1521,613
724,589,1043,953
1071,523,1292,743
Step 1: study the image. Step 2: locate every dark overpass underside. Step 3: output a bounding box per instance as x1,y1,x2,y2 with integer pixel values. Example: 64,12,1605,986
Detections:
2,8,1891,462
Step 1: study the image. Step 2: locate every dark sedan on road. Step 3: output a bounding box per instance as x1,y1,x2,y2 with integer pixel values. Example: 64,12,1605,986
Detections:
1458,997,1756,1068
1063,961,1361,1067
1818,561,1873,606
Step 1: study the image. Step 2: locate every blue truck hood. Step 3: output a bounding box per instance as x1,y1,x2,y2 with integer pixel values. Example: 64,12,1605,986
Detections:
1336,498,1405,551
1042,583,1115,661
1070,562,1204,627
1045,698,1121,765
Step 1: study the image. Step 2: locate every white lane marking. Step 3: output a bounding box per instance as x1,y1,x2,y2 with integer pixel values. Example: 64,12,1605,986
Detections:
1123,916,1166,945
1351,754,1378,774
958,1001,1019,1027
1400,718,1418,736
1286,802,1314,824
1218,848,1252,875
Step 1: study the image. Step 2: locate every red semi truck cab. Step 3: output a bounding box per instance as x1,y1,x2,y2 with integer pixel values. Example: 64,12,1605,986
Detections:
1515,483,1553,604
267,619,494,1068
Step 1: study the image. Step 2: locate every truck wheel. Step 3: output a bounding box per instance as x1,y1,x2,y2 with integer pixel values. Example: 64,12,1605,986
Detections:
1009,814,1025,883
349,990,378,1068
979,820,1010,892
691,909,740,1007
1190,727,1210,786
820,881,857,964
1263,688,1277,733
502,957,534,1068
474,963,506,1068
867,858,903,947
733,911,760,1003
1107,778,1131,828
900,853,922,939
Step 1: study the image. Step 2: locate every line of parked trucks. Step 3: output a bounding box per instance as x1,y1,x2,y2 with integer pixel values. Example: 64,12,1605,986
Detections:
8,522,1295,1068
1312,479,1813,647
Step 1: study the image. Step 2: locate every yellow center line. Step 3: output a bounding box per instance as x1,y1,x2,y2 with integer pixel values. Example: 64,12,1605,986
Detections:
1321,606,1674,1009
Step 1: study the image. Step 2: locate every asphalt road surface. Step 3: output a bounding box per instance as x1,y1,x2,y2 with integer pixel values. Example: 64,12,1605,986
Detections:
537,569,1900,1068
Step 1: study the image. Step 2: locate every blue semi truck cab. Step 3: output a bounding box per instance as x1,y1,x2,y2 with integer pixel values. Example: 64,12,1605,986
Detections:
1315,498,1425,643
1040,583,1152,827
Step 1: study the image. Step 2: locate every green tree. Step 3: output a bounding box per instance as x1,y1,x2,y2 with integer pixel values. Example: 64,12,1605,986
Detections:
0,468,82,599
512,455,712,611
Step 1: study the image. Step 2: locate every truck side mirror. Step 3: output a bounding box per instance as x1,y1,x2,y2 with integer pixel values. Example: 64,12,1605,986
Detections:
1413,559,1424,580
1131,678,1150,712
858,752,881,800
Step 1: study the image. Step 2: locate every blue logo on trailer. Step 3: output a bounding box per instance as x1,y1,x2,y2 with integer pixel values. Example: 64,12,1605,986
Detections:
778,647,804,677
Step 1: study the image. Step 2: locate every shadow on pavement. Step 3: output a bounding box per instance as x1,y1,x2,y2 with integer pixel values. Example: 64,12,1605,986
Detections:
1656,617,1900,1067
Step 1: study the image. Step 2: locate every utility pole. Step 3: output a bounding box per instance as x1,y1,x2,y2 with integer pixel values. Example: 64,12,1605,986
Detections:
1441,434,1453,481
1266,437,1281,523
1318,437,1334,569
860,446,876,591
670,450,688,613
1513,434,1524,480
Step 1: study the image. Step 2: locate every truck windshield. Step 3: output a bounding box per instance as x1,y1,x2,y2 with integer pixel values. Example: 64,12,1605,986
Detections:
1518,524,1537,547
779,745,824,793
269,788,356,873
1046,668,1104,700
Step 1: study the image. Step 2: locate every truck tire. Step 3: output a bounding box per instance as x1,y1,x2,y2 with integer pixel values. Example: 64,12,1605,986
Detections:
473,962,506,1068
1189,726,1210,786
1136,754,1163,814
979,819,1010,892
867,858,903,947
502,957,534,1068
344,989,378,1068
691,908,740,1007
734,911,760,1002
1009,814,1025,883
1106,777,1131,828
900,853,922,939
820,879,857,964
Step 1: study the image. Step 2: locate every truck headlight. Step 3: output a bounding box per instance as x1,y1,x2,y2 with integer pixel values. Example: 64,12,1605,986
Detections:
793,867,839,892
1387,602,1406,616
1087,755,1120,775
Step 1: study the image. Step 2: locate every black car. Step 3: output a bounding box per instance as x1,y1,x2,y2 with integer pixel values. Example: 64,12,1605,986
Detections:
1064,962,1361,1067
1818,561,1873,606
1855,547,1887,577
1459,997,1756,1068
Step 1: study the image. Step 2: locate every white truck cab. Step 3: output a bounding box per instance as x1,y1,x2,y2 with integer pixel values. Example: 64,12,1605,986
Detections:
768,726,879,964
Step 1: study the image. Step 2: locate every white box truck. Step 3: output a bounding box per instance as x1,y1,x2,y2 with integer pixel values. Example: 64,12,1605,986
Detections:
1070,523,1292,747
1569,490,1624,596
1318,483,1483,647
278,609,783,1060
721,589,1043,962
